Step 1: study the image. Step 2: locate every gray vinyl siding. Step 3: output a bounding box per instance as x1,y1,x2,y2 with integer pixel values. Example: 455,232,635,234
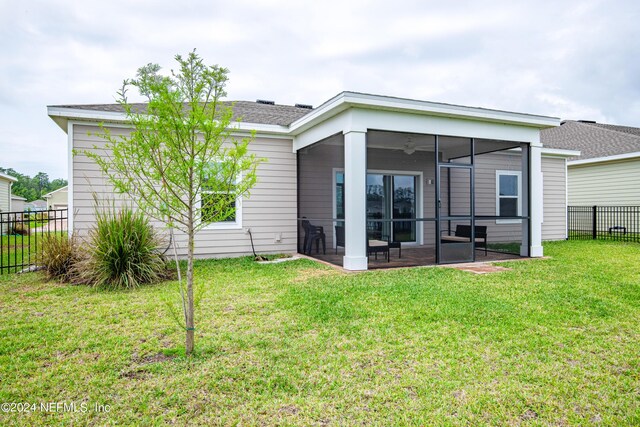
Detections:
568,158,640,205
542,156,568,240
0,179,10,234
471,152,524,243
0,179,10,213
45,187,68,209
72,124,297,258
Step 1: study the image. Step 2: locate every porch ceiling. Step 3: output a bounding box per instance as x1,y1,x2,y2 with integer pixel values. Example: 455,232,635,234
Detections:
310,130,525,157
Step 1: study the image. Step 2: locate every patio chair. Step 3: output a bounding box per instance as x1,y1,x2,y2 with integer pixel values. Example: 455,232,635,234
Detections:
335,225,345,254
302,219,326,255
440,225,487,255
367,239,389,261
382,234,402,258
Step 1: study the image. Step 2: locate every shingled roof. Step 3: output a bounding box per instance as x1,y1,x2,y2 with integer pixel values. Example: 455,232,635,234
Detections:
49,100,313,127
541,120,640,161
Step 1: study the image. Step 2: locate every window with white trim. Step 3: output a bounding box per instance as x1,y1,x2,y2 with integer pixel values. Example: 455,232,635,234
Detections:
201,162,242,229
496,170,521,223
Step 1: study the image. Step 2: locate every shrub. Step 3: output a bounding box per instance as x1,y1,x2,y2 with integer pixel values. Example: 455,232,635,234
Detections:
41,233,78,281
72,206,170,289
11,223,30,236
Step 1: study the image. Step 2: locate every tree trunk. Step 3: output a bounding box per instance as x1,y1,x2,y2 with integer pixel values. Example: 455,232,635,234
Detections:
185,227,195,355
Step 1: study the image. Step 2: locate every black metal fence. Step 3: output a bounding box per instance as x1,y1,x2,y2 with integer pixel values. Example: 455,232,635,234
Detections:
0,209,68,274
568,205,640,243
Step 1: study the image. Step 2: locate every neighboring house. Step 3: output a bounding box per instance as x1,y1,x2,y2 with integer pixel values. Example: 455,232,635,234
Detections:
10,195,27,212
43,185,68,210
24,200,47,212
48,92,577,270
0,172,17,234
542,120,640,205
0,172,17,213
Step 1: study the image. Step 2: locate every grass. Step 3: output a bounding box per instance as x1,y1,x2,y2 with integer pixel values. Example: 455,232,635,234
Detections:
0,234,38,272
1,232,65,273
0,240,638,425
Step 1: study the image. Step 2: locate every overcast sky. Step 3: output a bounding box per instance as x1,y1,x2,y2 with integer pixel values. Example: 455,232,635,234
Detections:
1,0,639,180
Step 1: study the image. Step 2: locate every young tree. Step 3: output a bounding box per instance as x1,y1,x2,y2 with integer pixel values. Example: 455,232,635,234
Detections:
87,51,261,355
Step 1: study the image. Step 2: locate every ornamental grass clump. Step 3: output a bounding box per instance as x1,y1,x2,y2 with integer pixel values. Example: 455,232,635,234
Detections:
40,233,79,281
72,206,170,289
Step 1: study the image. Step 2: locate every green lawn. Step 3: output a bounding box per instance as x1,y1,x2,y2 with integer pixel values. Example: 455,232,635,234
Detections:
1,232,65,273
0,234,38,273
0,240,638,425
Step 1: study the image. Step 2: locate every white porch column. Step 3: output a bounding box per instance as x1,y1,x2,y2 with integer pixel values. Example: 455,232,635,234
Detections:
520,146,530,256
343,130,368,270
529,145,544,257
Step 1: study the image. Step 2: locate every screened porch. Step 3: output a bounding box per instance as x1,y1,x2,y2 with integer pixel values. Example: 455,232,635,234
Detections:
297,130,531,269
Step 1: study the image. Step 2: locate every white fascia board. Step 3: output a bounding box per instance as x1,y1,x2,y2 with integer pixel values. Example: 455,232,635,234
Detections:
540,148,581,158
230,121,290,136
289,93,351,135
293,110,352,151
47,107,127,131
0,172,17,182
290,92,560,134
48,106,289,137
568,151,640,166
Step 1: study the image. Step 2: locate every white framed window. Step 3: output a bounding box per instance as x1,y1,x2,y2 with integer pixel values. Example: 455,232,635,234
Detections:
496,170,521,224
201,163,242,230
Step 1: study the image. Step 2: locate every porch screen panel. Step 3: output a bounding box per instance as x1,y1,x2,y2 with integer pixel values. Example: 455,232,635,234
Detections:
473,139,528,255
366,130,436,247
297,134,344,260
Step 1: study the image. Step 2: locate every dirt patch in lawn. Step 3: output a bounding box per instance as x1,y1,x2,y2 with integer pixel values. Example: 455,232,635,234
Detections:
445,263,512,274
136,352,176,364
121,352,176,380
292,268,338,283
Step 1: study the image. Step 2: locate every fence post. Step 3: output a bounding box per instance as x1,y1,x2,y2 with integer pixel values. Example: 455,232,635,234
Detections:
592,205,597,240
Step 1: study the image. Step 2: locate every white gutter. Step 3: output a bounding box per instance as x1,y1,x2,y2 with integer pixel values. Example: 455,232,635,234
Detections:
0,172,17,182
568,151,640,166
540,148,581,158
47,106,291,136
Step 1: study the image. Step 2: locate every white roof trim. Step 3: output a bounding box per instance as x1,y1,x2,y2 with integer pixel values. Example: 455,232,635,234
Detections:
11,195,27,201
540,148,581,158
49,91,560,138
0,172,17,182
568,151,640,166
289,91,560,134
42,185,68,199
47,106,290,136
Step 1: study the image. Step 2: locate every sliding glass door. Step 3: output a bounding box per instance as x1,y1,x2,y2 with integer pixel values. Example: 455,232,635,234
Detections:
366,173,417,243
335,171,418,244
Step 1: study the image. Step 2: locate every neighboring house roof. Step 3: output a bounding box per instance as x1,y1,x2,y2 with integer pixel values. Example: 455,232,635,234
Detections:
541,120,640,162
42,185,68,199
0,172,17,182
11,195,27,201
49,101,313,127
24,200,47,209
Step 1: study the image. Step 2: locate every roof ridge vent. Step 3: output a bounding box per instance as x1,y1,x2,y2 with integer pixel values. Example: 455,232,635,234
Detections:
295,103,313,109
578,120,596,123
256,99,275,105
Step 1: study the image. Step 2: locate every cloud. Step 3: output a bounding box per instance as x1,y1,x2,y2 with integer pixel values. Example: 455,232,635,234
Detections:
1,0,639,177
